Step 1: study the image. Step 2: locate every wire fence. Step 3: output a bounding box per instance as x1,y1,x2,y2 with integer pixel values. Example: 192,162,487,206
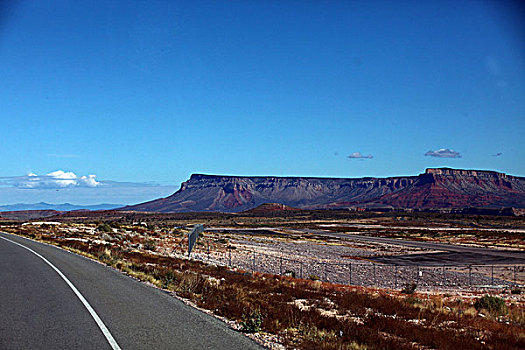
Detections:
187,243,525,290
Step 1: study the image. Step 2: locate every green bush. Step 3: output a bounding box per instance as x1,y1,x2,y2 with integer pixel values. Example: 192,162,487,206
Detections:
474,295,507,315
109,221,120,229
240,309,263,333
97,223,113,233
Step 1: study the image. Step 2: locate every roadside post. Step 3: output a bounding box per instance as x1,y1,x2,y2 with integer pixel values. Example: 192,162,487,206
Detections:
187,224,204,257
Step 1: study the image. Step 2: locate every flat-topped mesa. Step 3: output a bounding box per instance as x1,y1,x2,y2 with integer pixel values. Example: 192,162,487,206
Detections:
122,168,525,212
425,167,508,178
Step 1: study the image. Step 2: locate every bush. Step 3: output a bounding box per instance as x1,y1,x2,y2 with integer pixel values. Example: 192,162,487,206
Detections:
474,295,507,315
240,309,263,333
97,223,113,233
401,282,417,294
143,240,157,251
109,221,120,229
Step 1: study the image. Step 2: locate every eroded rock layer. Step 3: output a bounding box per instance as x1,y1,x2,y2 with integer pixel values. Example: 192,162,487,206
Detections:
122,168,525,212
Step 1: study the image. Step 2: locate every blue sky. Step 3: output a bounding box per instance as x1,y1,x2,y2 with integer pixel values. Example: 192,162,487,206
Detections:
0,0,524,205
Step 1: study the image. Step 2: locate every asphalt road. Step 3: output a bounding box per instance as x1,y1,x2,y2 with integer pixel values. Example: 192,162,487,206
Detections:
0,232,263,350
306,229,525,266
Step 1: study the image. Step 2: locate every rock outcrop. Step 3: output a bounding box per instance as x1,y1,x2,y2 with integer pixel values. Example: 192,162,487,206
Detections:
122,168,525,212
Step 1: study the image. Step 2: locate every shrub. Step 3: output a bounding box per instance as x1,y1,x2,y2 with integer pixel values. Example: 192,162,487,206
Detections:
401,282,417,294
474,295,507,315
240,309,263,333
143,240,157,251
405,296,421,305
109,221,120,229
97,223,113,233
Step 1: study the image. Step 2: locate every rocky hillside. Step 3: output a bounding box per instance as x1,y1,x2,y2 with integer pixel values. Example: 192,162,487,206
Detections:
122,168,525,212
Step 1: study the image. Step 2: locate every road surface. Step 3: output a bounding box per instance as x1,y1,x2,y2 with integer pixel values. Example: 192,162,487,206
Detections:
0,232,263,350
305,229,525,266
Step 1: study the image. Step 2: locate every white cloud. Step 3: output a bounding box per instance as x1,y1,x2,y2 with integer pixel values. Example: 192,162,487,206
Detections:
347,152,373,159
0,171,178,206
6,170,100,189
424,148,462,158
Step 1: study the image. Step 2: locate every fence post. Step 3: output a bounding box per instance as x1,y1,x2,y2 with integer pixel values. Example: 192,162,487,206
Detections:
228,246,232,267
280,257,283,275
300,262,303,279
395,265,398,289
349,263,352,285
491,265,494,286
514,266,517,285
324,263,328,281
253,251,256,272
373,264,376,287
442,265,446,287
469,265,472,286
207,242,210,261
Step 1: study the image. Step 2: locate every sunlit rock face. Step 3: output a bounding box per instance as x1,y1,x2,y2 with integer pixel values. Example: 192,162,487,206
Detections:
122,168,525,212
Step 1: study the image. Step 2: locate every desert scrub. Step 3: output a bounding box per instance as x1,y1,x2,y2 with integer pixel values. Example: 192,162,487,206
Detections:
97,223,113,233
400,282,417,294
474,295,507,315
240,309,263,333
143,239,157,251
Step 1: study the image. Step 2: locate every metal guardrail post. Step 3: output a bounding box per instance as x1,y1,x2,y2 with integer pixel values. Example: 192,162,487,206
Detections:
491,265,494,286
228,246,232,267
469,265,472,286
442,265,446,287
300,262,303,279
349,263,352,285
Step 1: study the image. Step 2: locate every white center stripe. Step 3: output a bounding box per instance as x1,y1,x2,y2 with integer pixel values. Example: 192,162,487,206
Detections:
0,235,122,350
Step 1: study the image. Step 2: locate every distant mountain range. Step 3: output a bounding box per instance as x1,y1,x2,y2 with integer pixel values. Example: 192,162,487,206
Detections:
121,168,525,213
0,202,123,212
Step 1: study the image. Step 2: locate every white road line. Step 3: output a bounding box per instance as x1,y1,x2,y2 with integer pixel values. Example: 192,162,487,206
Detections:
0,235,122,350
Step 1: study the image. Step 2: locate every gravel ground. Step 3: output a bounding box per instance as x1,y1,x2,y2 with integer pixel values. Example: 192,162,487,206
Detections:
187,232,524,291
